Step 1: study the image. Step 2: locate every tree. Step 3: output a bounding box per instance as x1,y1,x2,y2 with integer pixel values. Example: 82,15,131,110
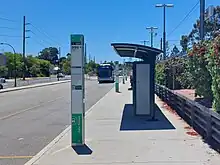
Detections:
180,35,189,52
4,52,23,78
171,45,180,57
184,6,220,46
61,54,71,75
38,47,59,64
0,66,8,78
85,61,99,74
26,55,51,77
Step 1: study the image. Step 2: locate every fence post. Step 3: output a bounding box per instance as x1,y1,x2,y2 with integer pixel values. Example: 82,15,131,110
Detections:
180,98,186,119
191,105,196,128
205,112,212,142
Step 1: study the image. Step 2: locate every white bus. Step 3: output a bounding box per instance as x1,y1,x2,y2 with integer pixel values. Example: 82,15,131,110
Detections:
97,64,114,83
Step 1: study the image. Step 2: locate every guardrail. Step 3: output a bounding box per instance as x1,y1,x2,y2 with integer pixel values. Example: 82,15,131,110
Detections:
155,84,220,150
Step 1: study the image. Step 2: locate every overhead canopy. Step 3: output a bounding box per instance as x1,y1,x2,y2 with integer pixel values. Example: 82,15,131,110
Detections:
111,43,163,60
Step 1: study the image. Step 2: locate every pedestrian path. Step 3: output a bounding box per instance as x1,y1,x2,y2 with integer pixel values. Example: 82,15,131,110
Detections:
26,81,220,165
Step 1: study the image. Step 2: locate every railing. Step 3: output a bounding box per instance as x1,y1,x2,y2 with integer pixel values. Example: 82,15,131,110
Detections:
155,84,220,150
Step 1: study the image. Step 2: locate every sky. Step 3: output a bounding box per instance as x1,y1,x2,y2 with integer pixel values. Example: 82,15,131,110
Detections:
0,0,219,63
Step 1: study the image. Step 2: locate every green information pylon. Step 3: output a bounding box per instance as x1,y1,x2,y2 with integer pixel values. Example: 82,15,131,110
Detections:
115,76,119,92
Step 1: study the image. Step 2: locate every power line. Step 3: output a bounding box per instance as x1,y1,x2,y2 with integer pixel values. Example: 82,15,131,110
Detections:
30,23,60,45
168,0,200,37
0,16,19,23
0,34,22,38
30,30,53,46
30,37,47,48
0,26,20,30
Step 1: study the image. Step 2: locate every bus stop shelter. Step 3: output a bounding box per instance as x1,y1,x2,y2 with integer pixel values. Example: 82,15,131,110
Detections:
111,43,162,119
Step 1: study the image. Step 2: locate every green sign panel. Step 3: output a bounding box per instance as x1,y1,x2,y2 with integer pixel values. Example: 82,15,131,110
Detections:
71,34,84,45
71,114,83,144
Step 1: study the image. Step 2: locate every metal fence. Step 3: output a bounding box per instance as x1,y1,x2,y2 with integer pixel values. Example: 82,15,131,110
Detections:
155,84,220,150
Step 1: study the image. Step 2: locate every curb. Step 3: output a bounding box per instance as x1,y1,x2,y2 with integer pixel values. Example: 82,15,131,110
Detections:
24,83,116,165
0,80,70,94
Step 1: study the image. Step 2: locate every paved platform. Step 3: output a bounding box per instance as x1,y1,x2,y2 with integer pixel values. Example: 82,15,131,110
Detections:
26,82,220,165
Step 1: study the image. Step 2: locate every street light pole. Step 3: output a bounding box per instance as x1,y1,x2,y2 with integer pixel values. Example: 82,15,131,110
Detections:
156,4,174,60
0,43,17,87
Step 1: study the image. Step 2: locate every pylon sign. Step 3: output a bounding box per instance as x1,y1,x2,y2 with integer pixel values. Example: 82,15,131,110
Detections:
70,34,85,146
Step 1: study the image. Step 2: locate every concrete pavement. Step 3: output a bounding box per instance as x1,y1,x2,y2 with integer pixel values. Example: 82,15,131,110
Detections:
27,81,220,165
0,79,114,165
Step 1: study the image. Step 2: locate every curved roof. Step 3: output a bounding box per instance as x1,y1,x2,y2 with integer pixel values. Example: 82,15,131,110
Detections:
111,43,163,60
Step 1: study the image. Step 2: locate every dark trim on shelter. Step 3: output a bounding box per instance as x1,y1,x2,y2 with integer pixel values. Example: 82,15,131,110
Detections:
111,43,162,60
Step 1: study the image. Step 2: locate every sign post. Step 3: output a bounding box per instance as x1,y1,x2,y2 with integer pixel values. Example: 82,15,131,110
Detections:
70,34,85,146
115,63,119,92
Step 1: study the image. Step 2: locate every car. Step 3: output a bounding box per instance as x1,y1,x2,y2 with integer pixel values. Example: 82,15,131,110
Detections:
0,78,6,83
57,73,65,78
0,84,3,89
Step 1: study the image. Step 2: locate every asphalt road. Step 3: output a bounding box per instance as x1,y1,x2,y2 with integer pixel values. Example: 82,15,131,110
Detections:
2,76,71,89
0,80,114,165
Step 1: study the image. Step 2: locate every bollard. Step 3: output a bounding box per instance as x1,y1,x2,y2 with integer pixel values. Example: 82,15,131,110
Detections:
122,75,125,84
115,76,119,92
125,75,127,81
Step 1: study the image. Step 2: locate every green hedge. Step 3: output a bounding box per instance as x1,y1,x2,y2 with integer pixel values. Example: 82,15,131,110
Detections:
155,35,220,113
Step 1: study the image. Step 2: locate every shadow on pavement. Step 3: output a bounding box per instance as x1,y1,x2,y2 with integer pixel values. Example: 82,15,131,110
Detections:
72,144,93,155
98,81,115,84
120,104,176,131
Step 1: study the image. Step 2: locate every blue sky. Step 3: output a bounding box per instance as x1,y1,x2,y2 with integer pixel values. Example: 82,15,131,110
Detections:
0,0,219,63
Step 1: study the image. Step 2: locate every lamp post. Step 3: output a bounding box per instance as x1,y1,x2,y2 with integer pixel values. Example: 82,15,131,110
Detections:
0,43,17,87
156,3,174,60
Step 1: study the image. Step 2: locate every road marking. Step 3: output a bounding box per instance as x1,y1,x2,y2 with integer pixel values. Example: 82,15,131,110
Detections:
0,156,33,159
0,96,64,120
51,145,70,155
18,137,24,141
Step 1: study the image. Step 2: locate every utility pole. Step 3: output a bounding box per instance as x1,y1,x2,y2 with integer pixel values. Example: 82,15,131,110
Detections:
160,38,163,50
93,56,96,63
146,27,158,47
89,54,91,62
58,47,61,81
22,16,30,80
200,0,205,40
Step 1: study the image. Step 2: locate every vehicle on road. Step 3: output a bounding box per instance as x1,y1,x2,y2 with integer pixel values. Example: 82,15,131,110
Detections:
97,64,114,83
0,78,5,89
57,73,65,78
0,77,6,83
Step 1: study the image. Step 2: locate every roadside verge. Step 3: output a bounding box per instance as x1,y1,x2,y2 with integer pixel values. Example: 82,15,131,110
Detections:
0,80,70,94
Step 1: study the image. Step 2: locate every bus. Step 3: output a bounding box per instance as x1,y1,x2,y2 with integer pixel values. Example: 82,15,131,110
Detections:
97,64,114,83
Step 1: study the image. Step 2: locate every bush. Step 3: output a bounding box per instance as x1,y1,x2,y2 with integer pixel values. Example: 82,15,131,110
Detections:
155,57,192,89
188,42,213,99
206,36,220,112
155,63,165,85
